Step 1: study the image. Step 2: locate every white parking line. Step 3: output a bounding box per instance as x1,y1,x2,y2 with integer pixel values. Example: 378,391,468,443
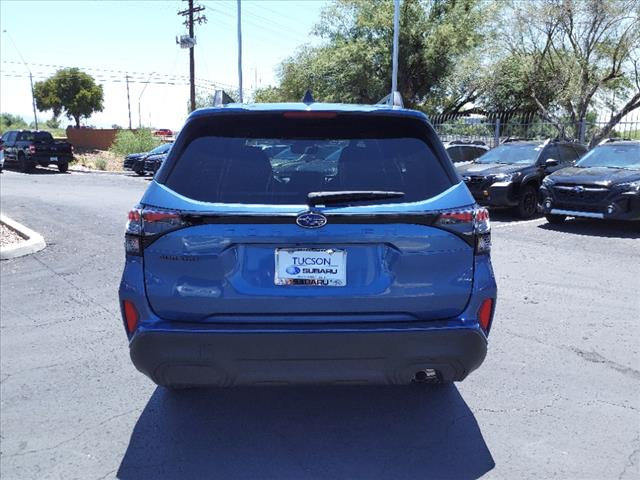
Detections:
493,218,547,229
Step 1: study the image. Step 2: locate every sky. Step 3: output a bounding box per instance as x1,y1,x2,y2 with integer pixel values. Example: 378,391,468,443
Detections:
0,0,327,130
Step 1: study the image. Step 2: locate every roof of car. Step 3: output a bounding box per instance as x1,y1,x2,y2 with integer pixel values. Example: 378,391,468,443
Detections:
598,139,639,146
188,102,427,121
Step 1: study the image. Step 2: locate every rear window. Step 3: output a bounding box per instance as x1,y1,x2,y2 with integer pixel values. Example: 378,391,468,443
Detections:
162,113,452,205
18,131,54,142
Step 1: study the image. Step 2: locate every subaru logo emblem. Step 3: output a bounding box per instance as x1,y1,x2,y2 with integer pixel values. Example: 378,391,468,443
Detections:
286,266,300,275
296,212,327,229
573,186,585,193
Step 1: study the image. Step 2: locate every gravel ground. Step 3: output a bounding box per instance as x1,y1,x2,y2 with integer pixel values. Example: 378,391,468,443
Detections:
72,148,124,172
0,222,25,248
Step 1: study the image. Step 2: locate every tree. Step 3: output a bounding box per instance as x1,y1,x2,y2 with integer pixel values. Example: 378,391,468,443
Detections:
34,68,104,127
507,0,640,144
45,117,61,129
255,0,489,109
0,113,28,133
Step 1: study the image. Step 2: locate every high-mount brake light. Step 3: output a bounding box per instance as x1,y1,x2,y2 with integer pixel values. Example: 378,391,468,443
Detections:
124,206,186,256
283,111,337,119
434,207,491,254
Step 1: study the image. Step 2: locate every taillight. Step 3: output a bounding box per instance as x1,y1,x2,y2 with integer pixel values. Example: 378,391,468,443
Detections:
28,145,36,154
125,206,186,255
434,206,491,254
478,298,494,333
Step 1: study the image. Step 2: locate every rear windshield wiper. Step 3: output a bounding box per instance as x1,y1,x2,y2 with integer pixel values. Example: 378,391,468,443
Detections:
307,191,405,206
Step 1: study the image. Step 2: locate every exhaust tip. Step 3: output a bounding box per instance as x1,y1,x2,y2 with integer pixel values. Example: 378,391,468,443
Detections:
412,369,439,383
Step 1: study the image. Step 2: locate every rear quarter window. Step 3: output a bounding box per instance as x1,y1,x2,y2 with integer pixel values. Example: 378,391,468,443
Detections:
162,113,453,205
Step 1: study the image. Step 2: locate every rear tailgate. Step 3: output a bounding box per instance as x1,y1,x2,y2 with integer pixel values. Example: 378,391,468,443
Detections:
142,213,473,322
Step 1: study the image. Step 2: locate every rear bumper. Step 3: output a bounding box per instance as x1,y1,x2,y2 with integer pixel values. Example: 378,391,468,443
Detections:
29,153,72,164
129,325,488,387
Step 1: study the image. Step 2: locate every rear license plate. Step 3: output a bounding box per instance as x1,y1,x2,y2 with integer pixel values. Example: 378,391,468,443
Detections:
275,248,346,286
50,156,58,161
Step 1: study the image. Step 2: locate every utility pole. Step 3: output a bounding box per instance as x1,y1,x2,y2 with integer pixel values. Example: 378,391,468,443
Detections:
178,0,206,112
3,29,38,129
391,0,400,98
126,74,132,130
29,72,38,130
237,0,243,102
138,71,155,128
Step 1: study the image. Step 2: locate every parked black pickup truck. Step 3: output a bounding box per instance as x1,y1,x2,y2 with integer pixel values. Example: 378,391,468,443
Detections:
0,130,74,173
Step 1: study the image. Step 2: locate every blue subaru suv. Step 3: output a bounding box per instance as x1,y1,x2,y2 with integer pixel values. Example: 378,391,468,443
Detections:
118,102,497,388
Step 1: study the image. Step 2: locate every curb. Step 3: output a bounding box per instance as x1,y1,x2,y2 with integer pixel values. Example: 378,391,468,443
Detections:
0,214,46,260
68,167,130,175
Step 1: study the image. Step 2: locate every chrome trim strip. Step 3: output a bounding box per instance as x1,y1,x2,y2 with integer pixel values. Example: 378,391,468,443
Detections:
554,186,609,192
550,209,604,219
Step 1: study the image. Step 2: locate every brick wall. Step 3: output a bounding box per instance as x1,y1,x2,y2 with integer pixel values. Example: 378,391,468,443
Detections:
65,128,129,150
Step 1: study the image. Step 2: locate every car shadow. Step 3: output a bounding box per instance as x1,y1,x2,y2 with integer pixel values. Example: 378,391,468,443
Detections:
117,385,494,480
487,209,542,223
538,217,639,239
2,165,69,175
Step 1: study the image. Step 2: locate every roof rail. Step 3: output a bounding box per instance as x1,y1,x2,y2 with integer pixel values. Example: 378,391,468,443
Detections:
376,91,404,108
450,140,487,146
502,137,549,144
212,90,236,107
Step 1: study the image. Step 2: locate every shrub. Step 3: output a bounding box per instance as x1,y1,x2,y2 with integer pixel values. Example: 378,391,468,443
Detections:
110,129,161,156
95,158,107,171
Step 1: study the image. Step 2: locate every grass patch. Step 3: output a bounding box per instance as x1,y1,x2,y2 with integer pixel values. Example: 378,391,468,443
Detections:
110,129,161,156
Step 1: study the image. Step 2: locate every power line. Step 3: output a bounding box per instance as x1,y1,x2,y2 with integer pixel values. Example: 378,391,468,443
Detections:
202,3,307,46
0,70,225,88
1,60,233,88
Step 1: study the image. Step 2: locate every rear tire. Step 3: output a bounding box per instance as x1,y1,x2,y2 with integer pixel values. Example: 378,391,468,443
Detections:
545,214,566,224
57,161,69,173
18,153,33,173
516,185,538,219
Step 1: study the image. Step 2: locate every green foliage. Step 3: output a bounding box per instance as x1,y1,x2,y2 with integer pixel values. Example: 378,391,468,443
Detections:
45,117,61,129
110,129,161,156
0,113,28,133
34,68,104,127
94,158,107,171
255,0,489,108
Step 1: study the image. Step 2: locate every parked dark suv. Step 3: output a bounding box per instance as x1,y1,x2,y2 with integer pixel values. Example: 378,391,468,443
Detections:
443,140,489,165
456,139,587,218
540,139,640,224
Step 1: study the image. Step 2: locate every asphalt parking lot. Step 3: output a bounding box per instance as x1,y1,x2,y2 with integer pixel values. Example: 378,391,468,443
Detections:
1,168,638,479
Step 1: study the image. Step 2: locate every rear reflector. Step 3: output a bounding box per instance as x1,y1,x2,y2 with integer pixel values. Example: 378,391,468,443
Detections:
123,300,139,333
478,298,494,332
